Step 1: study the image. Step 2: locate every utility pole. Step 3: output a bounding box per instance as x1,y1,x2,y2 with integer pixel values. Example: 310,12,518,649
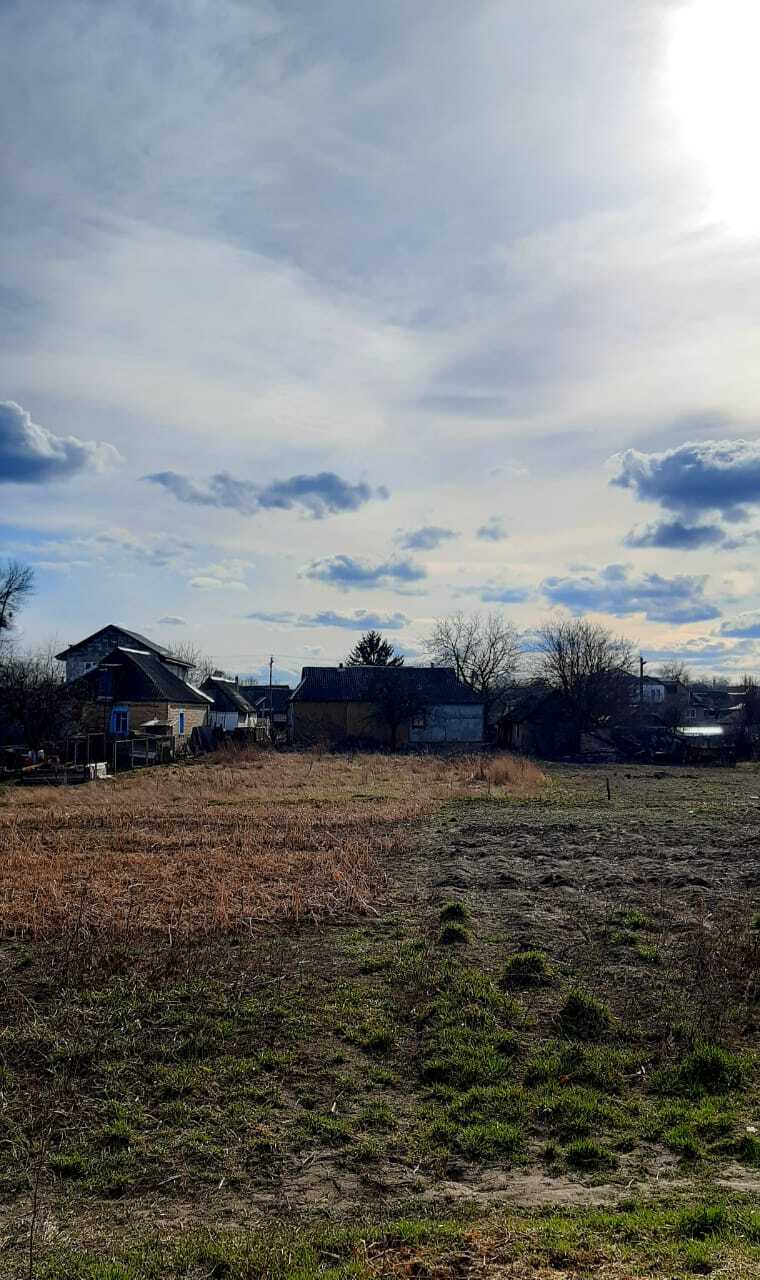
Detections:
639,654,647,705
268,654,274,740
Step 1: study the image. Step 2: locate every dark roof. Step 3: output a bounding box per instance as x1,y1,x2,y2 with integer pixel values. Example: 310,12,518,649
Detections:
71,647,210,705
56,625,192,667
201,676,253,715
291,666,483,705
239,685,291,715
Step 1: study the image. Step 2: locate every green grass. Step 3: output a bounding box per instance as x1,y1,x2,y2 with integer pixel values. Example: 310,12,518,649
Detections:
652,1043,749,1098
500,949,554,987
558,989,615,1040
439,899,470,923
563,1137,617,1170
437,921,471,946
29,1202,760,1280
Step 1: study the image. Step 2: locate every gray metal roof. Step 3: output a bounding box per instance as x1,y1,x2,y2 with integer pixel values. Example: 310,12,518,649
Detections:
56,624,191,667
109,648,210,704
290,665,483,705
239,685,292,714
201,676,253,715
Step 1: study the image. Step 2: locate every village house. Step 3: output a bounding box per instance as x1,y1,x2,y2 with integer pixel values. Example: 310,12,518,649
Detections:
68,645,211,744
289,665,484,748
200,675,258,731
239,684,291,738
56,625,193,684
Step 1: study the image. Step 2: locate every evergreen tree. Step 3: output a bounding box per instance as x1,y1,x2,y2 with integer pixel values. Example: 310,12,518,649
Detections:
345,630,404,667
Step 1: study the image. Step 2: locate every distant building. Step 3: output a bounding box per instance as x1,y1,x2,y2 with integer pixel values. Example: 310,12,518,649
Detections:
239,684,292,737
56,625,192,684
200,675,258,732
289,665,484,748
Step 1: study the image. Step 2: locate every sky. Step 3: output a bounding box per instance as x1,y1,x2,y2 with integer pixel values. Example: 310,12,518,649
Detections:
3,0,760,684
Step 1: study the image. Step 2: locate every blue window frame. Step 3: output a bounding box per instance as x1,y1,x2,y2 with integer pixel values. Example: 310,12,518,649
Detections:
110,706,129,736
178,709,185,736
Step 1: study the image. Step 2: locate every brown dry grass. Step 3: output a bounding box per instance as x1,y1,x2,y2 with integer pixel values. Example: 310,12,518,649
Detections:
0,750,543,939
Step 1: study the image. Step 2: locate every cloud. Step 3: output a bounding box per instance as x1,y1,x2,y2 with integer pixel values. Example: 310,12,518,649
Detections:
247,608,411,630
479,584,532,603
476,516,508,542
611,440,760,520
301,554,426,591
396,525,458,551
718,610,760,639
0,400,121,484
188,557,252,591
542,563,720,624
144,469,389,518
624,519,727,550
157,615,187,626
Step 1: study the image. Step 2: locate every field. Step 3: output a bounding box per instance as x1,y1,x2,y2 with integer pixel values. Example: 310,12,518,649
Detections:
0,751,759,1278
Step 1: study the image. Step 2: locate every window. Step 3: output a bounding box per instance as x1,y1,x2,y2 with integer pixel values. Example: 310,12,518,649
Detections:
178,709,185,736
685,708,697,721
411,710,426,730
110,706,129,736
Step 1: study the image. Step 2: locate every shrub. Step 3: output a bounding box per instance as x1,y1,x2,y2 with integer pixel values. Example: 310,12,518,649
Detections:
501,949,553,988
563,1138,617,1170
558,990,614,1040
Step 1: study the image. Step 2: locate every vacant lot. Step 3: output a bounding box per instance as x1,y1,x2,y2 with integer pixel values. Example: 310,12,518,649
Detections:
0,754,758,1278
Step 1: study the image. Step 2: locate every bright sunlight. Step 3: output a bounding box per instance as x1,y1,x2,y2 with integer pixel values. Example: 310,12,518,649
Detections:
668,0,760,235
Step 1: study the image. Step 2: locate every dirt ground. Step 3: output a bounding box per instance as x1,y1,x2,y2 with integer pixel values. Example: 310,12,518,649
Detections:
1,760,759,1277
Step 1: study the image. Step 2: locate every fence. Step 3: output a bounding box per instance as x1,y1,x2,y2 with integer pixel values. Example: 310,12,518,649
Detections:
111,735,176,773
65,733,176,774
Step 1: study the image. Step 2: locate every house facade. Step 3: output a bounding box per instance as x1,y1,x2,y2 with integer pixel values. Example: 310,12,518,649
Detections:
200,676,258,731
289,666,484,748
70,646,211,744
56,625,193,684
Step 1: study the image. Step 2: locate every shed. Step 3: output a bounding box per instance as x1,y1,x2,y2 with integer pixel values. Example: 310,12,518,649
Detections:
289,665,484,749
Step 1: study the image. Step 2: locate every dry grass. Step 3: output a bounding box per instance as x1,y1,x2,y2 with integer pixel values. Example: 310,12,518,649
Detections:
0,750,542,939
486,754,546,792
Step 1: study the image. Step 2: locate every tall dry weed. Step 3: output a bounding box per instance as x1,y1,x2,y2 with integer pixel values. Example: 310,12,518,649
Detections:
0,752,543,940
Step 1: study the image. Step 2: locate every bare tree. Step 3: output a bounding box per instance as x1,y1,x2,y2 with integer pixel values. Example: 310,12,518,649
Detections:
0,645,74,750
0,560,35,645
536,618,635,750
657,660,691,685
365,669,427,752
166,642,217,684
423,611,520,719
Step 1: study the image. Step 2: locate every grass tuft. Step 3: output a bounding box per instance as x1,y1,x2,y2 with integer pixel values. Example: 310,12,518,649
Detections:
500,949,553,988
558,989,614,1040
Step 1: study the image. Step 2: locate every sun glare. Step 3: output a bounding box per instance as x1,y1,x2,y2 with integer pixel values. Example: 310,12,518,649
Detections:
668,0,760,235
